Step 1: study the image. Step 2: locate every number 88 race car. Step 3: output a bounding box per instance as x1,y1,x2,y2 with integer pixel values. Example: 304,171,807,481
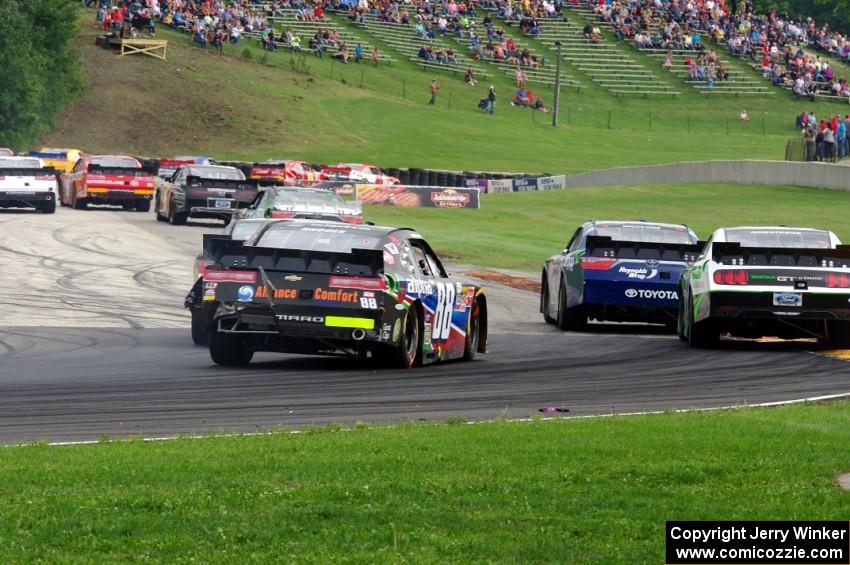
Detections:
678,226,850,347
202,220,487,367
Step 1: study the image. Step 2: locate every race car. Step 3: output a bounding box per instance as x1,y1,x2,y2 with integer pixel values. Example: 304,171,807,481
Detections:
185,218,273,345
155,164,258,224
240,186,363,223
202,220,487,367
158,155,216,180
0,148,14,156
27,147,82,173
541,220,702,330
0,156,58,213
248,160,325,184
322,163,399,185
678,226,850,347
59,154,155,211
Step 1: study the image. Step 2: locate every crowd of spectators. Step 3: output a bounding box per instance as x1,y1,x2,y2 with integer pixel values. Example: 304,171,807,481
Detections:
588,0,850,99
798,112,850,161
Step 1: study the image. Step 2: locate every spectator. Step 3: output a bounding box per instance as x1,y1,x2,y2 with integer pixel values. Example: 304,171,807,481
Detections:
823,125,835,162
740,109,749,123
486,85,496,114
370,46,380,66
428,79,439,105
354,43,363,63
803,127,816,161
465,67,477,87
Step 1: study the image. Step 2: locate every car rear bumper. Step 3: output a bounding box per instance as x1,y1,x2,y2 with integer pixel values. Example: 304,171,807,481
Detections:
0,191,53,207
216,305,384,343
583,279,680,308
86,188,153,200
708,291,850,321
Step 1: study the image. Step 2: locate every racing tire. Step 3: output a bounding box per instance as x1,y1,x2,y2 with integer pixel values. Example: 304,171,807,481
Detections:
686,294,718,348
824,321,850,348
168,198,187,225
388,306,421,369
676,292,687,342
135,200,151,213
556,280,587,331
191,310,210,346
209,329,253,366
463,297,481,361
41,199,56,214
72,196,87,210
155,194,166,221
541,276,556,325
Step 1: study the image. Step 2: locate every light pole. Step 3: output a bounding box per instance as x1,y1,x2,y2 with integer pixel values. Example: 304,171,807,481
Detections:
552,41,562,128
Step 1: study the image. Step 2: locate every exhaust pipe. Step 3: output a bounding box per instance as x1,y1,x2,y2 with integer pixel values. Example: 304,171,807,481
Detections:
352,329,366,341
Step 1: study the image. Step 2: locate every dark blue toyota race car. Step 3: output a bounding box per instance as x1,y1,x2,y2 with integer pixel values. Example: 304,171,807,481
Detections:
541,220,703,330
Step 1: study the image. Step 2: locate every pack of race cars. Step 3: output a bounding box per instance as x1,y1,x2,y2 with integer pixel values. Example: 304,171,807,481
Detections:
3,148,849,366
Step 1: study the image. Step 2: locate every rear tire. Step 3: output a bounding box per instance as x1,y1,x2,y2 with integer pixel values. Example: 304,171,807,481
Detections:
541,276,556,324
209,328,253,366
687,294,718,348
463,297,481,361
556,280,587,331
72,196,87,210
41,199,56,214
824,321,850,348
135,199,151,212
388,307,421,368
191,310,210,346
168,198,187,225
677,292,687,342
155,194,166,221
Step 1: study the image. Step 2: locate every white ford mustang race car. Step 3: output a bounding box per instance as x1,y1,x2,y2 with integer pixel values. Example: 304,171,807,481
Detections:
0,156,57,213
678,226,850,347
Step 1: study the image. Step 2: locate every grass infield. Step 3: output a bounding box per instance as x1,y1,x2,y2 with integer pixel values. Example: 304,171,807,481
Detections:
364,182,850,271
2,401,850,562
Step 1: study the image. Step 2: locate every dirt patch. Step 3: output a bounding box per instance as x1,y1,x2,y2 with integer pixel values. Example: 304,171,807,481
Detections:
465,270,540,293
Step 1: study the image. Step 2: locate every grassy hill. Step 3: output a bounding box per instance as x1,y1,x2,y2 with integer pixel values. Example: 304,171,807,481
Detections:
38,10,838,173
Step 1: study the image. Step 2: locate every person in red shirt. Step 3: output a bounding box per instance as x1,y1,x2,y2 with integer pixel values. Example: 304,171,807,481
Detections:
314,5,324,19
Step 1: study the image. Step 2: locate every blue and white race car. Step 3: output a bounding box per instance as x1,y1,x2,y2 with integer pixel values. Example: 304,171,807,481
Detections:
541,220,702,330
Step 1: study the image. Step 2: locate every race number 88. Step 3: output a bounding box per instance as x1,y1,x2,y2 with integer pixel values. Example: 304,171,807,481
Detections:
432,282,455,341
360,297,378,309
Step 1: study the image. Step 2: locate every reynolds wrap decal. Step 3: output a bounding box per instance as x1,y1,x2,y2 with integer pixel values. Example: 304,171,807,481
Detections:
618,265,658,280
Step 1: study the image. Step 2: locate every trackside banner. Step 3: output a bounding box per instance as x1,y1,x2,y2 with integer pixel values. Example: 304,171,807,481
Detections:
355,185,480,209
666,521,850,565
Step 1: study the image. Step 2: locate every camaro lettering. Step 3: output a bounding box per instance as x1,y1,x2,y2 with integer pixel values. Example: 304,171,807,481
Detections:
618,266,658,280
624,289,678,300
275,315,324,323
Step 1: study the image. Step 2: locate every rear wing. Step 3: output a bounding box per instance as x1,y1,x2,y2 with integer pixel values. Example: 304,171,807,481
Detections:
202,233,233,257
585,235,704,262
88,164,152,176
186,176,256,191
208,238,384,277
0,167,58,178
712,242,850,268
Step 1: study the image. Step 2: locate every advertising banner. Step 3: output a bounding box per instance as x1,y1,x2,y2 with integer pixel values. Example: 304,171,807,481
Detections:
513,177,539,192
486,179,513,194
464,178,488,192
536,175,567,191
355,185,480,209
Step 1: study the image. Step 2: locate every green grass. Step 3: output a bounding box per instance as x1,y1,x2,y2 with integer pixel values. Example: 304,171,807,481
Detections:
364,182,850,271
37,11,848,174
3,402,850,562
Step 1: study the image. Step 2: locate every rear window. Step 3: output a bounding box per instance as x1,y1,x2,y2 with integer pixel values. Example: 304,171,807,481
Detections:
0,158,41,169
593,223,694,244
254,224,382,252
187,166,244,181
273,189,344,208
91,156,138,168
724,228,832,249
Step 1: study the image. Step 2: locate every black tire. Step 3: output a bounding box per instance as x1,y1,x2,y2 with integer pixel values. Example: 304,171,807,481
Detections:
155,194,166,221
824,321,850,348
191,310,209,346
209,329,253,366
168,198,187,225
41,199,56,214
541,275,556,324
388,306,421,368
556,279,587,331
73,196,87,210
676,290,687,342
135,199,151,212
687,294,718,348
463,297,481,361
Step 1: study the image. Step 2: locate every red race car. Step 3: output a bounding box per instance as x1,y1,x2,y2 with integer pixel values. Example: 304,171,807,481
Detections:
59,155,155,211
322,163,399,185
249,160,325,184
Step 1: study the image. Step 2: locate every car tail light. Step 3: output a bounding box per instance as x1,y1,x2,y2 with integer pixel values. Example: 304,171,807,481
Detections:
270,211,295,219
204,270,257,283
340,215,363,224
713,270,749,285
329,276,387,290
827,272,850,288
580,257,617,270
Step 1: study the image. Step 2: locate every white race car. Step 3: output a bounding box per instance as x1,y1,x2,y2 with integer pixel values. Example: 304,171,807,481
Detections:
0,156,57,213
678,226,850,347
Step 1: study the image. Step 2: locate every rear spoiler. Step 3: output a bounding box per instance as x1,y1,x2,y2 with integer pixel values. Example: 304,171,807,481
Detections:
88,164,152,176
208,238,384,276
202,233,233,256
585,235,705,262
0,167,58,177
712,242,850,268
186,176,257,191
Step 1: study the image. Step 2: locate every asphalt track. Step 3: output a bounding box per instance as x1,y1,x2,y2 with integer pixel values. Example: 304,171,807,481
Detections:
1,207,849,442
